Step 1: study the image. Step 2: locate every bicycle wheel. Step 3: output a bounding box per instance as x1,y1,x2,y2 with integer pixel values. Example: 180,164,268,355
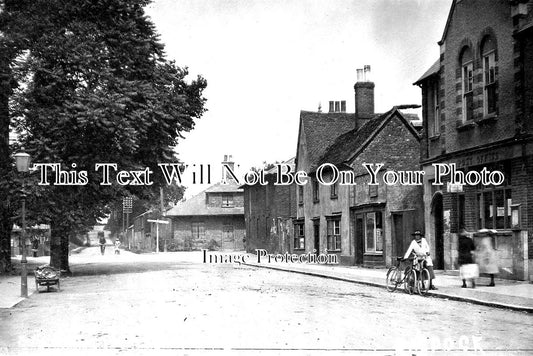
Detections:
418,268,430,296
386,267,401,292
404,268,417,295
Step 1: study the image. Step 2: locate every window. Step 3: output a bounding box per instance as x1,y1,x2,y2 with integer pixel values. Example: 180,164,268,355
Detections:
482,36,497,115
222,194,234,208
364,211,383,253
369,184,378,198
312,178,319,202
461,47,474,121
294,223,305,249
192,222,205,239
330,181,338,198
326,219,341,251
458,194,465,230
431,80,441,135
222,224,234,240
298,185,304,205
476,162,512,229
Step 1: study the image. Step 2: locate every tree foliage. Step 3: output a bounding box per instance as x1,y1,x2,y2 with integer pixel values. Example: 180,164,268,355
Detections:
1,0,207,271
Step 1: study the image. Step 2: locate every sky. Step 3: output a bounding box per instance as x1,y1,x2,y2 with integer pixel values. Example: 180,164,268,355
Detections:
145,0,452,198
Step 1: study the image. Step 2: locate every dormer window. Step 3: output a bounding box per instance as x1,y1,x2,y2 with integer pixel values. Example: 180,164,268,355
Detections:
481,36,497,116
460,46,474,122
222,194,234,208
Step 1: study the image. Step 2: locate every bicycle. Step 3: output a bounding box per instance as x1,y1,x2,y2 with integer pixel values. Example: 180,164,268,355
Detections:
386,256,430,295
386,257,417,294
413,255,431,296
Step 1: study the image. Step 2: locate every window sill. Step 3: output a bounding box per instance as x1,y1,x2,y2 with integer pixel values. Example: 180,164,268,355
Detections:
456,121,476,131
476,114,497,125
293,248,305,251
364,252,383,256
429,134,441,141
326,249,341,253
330,195,338,200
313,200,320,204
298,202,303,206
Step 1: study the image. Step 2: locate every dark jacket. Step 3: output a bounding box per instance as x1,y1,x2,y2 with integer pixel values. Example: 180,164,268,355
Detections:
458,235,475,265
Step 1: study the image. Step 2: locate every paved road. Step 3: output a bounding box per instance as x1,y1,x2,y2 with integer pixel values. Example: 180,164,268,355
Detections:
1,249,532,355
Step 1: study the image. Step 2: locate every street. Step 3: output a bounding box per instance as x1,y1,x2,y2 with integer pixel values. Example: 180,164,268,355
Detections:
1,249,533,355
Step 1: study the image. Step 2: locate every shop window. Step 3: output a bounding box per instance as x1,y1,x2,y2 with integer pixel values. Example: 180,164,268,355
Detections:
476,162,512,229
364,211,383,253
326,219,341,251
294,223,305,249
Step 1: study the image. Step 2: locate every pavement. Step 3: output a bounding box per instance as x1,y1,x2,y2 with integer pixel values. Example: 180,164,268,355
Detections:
243,256,533,313
2,249,533,313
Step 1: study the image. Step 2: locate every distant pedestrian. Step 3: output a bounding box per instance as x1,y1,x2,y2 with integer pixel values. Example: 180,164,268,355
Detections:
99,235,106,255
476,229,498,286
114,238,121,255
458,229,478,288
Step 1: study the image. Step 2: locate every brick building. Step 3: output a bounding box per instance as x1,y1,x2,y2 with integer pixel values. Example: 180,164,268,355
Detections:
316,108,423,267
242,157,296,254
295,67,422,266
414,0,533,280
166,156,245,251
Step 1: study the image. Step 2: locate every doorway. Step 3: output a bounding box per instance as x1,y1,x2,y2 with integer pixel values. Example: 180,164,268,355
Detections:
313,220,320,255
431,192,444,269
354,213,364,265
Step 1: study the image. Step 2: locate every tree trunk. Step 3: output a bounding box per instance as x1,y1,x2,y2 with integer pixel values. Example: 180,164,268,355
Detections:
0,51,13,274
49,220,71,273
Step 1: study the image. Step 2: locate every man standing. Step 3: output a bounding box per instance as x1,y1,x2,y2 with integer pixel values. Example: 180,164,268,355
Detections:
404,230,437,290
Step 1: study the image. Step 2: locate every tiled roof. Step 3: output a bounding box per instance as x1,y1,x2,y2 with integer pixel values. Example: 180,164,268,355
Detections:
299,111,356,172
413,59,440,85
204,182,243,193
165,182,244,217
315,108,420,170
264,157,296,175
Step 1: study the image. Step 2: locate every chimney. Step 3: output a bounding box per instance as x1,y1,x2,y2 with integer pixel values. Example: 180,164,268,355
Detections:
328,100,347,113
354,65,375,122
221,154,236,183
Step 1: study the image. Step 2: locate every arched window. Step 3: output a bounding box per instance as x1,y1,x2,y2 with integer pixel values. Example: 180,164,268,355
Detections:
481,36,497,115
460,46,474,121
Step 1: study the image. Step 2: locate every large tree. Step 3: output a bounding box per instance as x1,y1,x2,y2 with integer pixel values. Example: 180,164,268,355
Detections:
3,0,206,272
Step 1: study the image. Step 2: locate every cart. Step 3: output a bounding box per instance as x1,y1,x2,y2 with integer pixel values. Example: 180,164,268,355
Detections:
34,265,61,292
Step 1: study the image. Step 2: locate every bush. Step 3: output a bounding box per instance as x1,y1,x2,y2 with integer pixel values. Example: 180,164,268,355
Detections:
206,239,219,251
165,240,180,252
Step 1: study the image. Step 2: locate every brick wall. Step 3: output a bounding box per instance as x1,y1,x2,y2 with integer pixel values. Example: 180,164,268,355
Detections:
172,215,245,251
243,179,295,254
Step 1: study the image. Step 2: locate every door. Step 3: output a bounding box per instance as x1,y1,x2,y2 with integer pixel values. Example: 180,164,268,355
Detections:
392,213,404,259
354,214,364,265
313,220,320,255
432,193,444,269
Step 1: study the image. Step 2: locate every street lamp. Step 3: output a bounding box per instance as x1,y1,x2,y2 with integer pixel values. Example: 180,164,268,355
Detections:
14,148,31,298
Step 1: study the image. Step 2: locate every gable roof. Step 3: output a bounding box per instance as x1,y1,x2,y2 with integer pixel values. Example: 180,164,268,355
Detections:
165,182,243,217
314,108,420,171
438,0,457,46
296,111,356,172
413,59,440,85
